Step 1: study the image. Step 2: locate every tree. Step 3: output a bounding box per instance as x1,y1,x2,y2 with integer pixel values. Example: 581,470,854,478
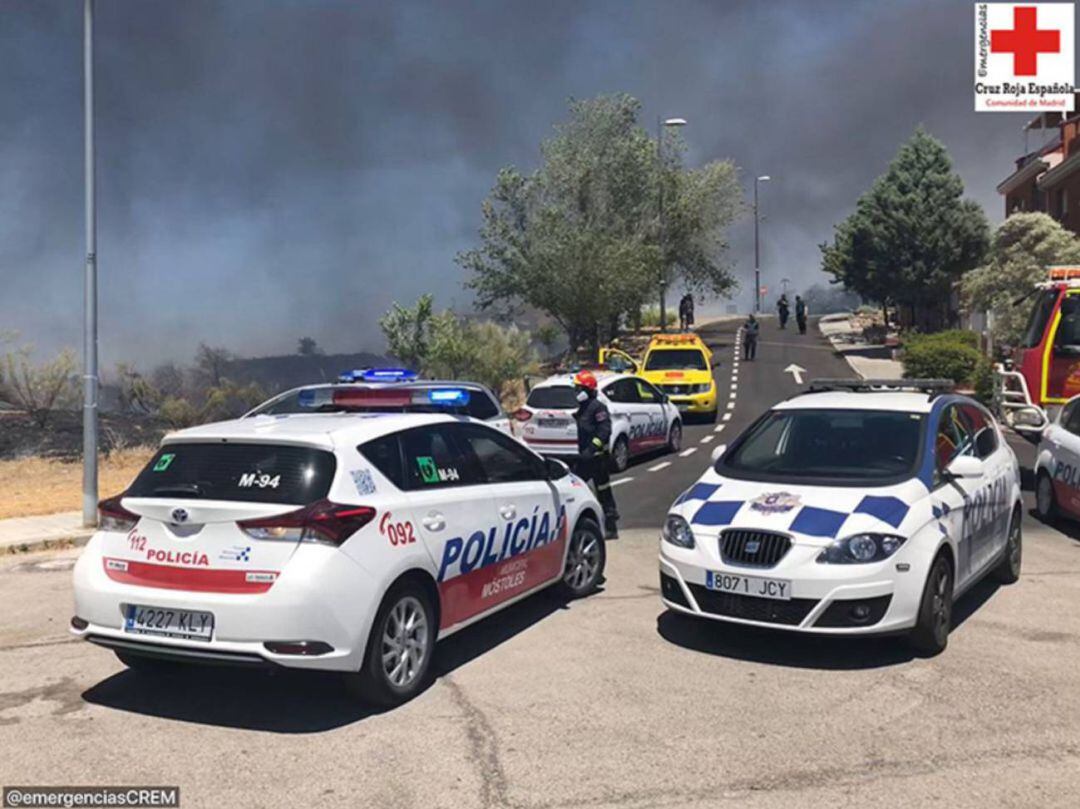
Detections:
961,212,1080,345
115,362,162,414
297,336,322,356
193,343,234,389
460,93,742,353
821,128,990,330
378,294,434,369
0,338,77,428
378,296,533,401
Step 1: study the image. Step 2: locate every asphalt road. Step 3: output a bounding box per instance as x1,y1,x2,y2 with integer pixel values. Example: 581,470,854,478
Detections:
2,318,1079,808
615,315,853,527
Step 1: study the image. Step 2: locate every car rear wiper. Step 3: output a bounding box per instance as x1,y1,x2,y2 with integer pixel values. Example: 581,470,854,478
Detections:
150,483,203,497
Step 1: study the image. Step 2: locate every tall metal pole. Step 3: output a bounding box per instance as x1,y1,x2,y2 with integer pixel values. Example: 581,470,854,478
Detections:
753,178,760,314
657,117,667,332
82,0,98,527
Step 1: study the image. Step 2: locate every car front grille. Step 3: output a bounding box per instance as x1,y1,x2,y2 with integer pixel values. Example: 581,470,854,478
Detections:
719,529,791,568
686,584,818,626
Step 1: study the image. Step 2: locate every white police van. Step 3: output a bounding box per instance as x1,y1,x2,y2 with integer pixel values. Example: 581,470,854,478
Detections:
659,380,1022,655
71,387,605,706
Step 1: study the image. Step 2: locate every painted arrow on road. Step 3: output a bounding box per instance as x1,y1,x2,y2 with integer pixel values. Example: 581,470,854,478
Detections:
784,364,807,385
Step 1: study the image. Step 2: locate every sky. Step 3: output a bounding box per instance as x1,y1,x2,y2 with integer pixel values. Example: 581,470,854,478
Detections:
0,0,1048,368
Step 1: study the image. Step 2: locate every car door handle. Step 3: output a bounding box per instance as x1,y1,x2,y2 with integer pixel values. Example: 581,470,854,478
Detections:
422,513,446,532
498,505,516,520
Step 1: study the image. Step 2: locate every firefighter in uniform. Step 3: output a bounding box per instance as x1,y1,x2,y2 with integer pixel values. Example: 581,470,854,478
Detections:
572,370,619,539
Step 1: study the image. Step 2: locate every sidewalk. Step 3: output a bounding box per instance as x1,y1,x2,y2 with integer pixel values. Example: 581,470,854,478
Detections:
818,313,903,379
0,510,94,555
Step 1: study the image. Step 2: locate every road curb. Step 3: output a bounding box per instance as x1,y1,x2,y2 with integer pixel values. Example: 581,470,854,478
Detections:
0,532,92,556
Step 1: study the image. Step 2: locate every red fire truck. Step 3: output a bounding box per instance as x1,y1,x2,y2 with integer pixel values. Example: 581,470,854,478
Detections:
996,266,1080,436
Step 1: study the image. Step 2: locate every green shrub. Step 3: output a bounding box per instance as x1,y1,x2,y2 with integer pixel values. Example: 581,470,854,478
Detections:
903,329,979,350
972,355,995,405
158,396,199,428
902,340,981,386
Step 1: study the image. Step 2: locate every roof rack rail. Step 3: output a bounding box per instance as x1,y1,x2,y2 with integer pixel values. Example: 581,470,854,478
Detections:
806,378,955,396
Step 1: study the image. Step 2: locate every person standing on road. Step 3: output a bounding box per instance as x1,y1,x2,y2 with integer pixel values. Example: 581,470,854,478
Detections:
777,295,790,330
743,314,760,361
572,370,619,539
795,295,808,335
684,294,695,331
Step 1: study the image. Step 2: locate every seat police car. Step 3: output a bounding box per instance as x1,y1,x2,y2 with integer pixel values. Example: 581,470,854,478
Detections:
71,393,606,706
514,371,682,472
246,368,512,434
658,380,1022,655
1034,392,1080,522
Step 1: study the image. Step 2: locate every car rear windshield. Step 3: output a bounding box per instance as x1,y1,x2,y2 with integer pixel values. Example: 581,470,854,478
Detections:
719,409,925,485
526,386,579,409
126,443,337,504
644,349,707,371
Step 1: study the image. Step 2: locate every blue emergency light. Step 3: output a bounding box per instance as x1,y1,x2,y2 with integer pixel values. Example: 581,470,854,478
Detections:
427,388,471,406
337,368,419,383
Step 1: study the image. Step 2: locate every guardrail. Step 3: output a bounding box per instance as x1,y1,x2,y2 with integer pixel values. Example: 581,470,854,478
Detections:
993,364,1049,433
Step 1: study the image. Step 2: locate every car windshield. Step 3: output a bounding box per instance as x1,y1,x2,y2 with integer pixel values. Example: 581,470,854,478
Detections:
720,408,925,484
527,385,578,409
644,349,707,371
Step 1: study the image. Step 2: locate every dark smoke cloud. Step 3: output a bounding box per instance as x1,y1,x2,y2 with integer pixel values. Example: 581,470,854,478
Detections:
0,0,1034,367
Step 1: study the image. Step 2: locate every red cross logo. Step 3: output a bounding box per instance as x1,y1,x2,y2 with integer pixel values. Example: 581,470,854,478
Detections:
991,6,1061,76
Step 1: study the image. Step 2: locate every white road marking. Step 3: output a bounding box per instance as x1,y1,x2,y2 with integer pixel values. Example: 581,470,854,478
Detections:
648,461,672,472
723,412,732,421
714,423,726,433
610,477,633,487
679,447,697,457
730,383,738,391
700,435,714,444
726,401,735,410
784,363,807,384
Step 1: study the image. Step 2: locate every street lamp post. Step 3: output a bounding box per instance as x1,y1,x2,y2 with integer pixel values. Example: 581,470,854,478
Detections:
82,0,98,527
753,175,770,314
657,116,687,332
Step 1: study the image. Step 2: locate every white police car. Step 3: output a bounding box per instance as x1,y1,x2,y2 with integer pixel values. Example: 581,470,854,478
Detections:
659,380,1022,655
71,397,606,706
247,368,512,435
1034,392,1080,522
514,371,682,472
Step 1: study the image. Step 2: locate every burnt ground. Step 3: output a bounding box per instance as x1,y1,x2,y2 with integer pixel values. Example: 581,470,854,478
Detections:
0,411,166,462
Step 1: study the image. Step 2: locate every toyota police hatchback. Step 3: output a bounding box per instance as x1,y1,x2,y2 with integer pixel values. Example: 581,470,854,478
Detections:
71,400,606,706
658,380,1023,655
514,371,682,472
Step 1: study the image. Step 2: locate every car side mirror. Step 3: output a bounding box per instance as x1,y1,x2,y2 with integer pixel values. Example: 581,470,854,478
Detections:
945,455,984,479
545,457,570,480
710,443,727,463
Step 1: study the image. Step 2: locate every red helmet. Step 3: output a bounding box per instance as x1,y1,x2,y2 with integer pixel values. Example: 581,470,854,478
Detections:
573,369,598,390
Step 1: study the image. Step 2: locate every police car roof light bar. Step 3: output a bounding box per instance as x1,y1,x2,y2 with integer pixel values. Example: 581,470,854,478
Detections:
807,378,955,395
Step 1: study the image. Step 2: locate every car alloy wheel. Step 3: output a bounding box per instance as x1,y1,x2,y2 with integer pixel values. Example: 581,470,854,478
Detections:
561,520,605,598
611,437,630,473
1036,473,1057,521
929,562,951,648
381,595,430,689
668,422,682,452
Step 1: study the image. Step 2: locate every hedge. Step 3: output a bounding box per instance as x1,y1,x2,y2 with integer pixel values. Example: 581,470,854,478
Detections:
901,340,981,387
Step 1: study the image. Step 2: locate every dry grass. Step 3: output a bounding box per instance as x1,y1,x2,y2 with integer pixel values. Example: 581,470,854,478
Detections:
0,447,155,520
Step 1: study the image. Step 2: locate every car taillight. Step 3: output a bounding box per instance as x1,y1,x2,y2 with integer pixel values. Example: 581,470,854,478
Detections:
237,499,376,546
98,495,138,532
513,408,533,422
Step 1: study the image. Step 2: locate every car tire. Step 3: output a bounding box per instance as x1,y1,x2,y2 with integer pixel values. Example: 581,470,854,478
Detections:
909,553,953,657
347,580,436,708
559,518,606,598
114,650,181,674
610,436,630,473
667,421,683,453
993,507,1022,584
1035,471,1058,523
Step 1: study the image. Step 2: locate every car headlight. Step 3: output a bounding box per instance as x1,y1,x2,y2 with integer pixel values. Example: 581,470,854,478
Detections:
662,514,695,549
816,533,906,564
691,383,711,394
